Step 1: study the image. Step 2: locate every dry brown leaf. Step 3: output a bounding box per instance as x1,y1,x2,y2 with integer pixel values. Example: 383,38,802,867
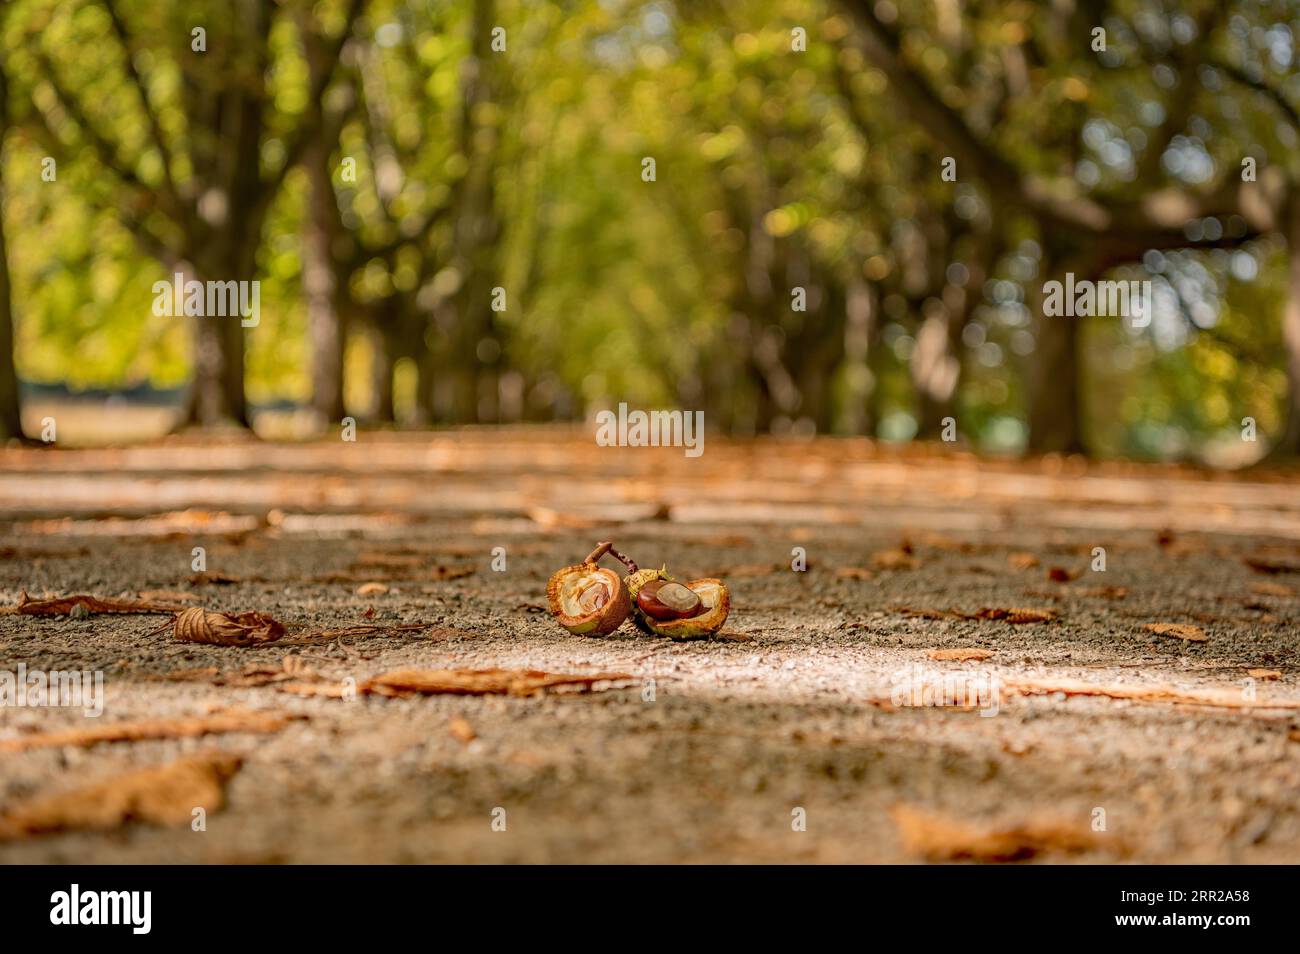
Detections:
362,667,634,698
172,607,285,647
1247,669,1282,681
1075,585,1128,599
1007,552,1040,570
1143,622,1208,642
872,548,919,571
1003,677,1300,709
1249,581,1294,597
836,566,874,580
0,708,294,752
1244,557,1300,575
9,591,189,616
973,607,1058,624
0,753,242,841
449,716,476,744
356,582,390,596
891,804,1110,862
1047,566,1079,582
926,648,993,662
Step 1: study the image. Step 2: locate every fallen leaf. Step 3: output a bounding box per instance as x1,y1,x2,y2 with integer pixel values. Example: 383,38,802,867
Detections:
972,607,1058,624
1075,585,1128,599
836,566,874,580
362,667,634,698
891,804,1111,862
1047,566,1079,583
1007,552,1040,570
356,582,390,596
1244,557,1300,575
449,716,476,744
8,592,190,616
171,607,285,647
0,753,242,841
1003,677,1300,710
872,548,918,571
1247,669,1282,681
0,708,294,752
926,648,993,662
1249,581,1294,597
1143,622,1208,642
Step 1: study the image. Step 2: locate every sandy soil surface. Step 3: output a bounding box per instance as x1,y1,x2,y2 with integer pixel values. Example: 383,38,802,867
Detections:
1,428,1298,863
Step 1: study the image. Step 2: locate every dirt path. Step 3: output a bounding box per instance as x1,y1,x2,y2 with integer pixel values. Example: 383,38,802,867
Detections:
1,430,1297,863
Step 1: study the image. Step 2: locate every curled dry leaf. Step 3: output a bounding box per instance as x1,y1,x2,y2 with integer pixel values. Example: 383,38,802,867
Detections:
0,708,295,752
891,804,1113,862
926,648,993,662
172,606,285,647
362,667,634,698
356,582,390,596
1143,622,1208,643
973,607,1058,624
0,752,242,841
10,591,190,616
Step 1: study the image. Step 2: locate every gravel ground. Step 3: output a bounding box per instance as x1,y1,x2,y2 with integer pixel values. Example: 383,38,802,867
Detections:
0,430,1297,863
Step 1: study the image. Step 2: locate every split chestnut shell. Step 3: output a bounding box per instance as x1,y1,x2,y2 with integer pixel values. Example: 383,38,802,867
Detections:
626,568,730,640
546,562,631,635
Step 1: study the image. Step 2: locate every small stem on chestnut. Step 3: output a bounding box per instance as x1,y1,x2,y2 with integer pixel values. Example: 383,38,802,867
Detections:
583,541,613,565
606,543,638,574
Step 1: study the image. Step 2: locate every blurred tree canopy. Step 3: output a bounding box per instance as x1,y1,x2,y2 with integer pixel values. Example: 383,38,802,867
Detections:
0,0,1298,462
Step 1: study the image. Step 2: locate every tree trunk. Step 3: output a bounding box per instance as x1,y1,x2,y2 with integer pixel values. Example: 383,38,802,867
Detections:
1272,196,1300,458
1026,263,1084,454
0,56,23,440
181,255,251,428
839,278,875,435
371,323,395,423
304,139,346,424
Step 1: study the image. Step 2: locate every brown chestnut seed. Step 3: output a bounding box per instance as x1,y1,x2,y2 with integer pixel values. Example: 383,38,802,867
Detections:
637,580,703,621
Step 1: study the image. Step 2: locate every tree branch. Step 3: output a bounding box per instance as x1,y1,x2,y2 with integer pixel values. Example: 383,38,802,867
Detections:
99,0,184,223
